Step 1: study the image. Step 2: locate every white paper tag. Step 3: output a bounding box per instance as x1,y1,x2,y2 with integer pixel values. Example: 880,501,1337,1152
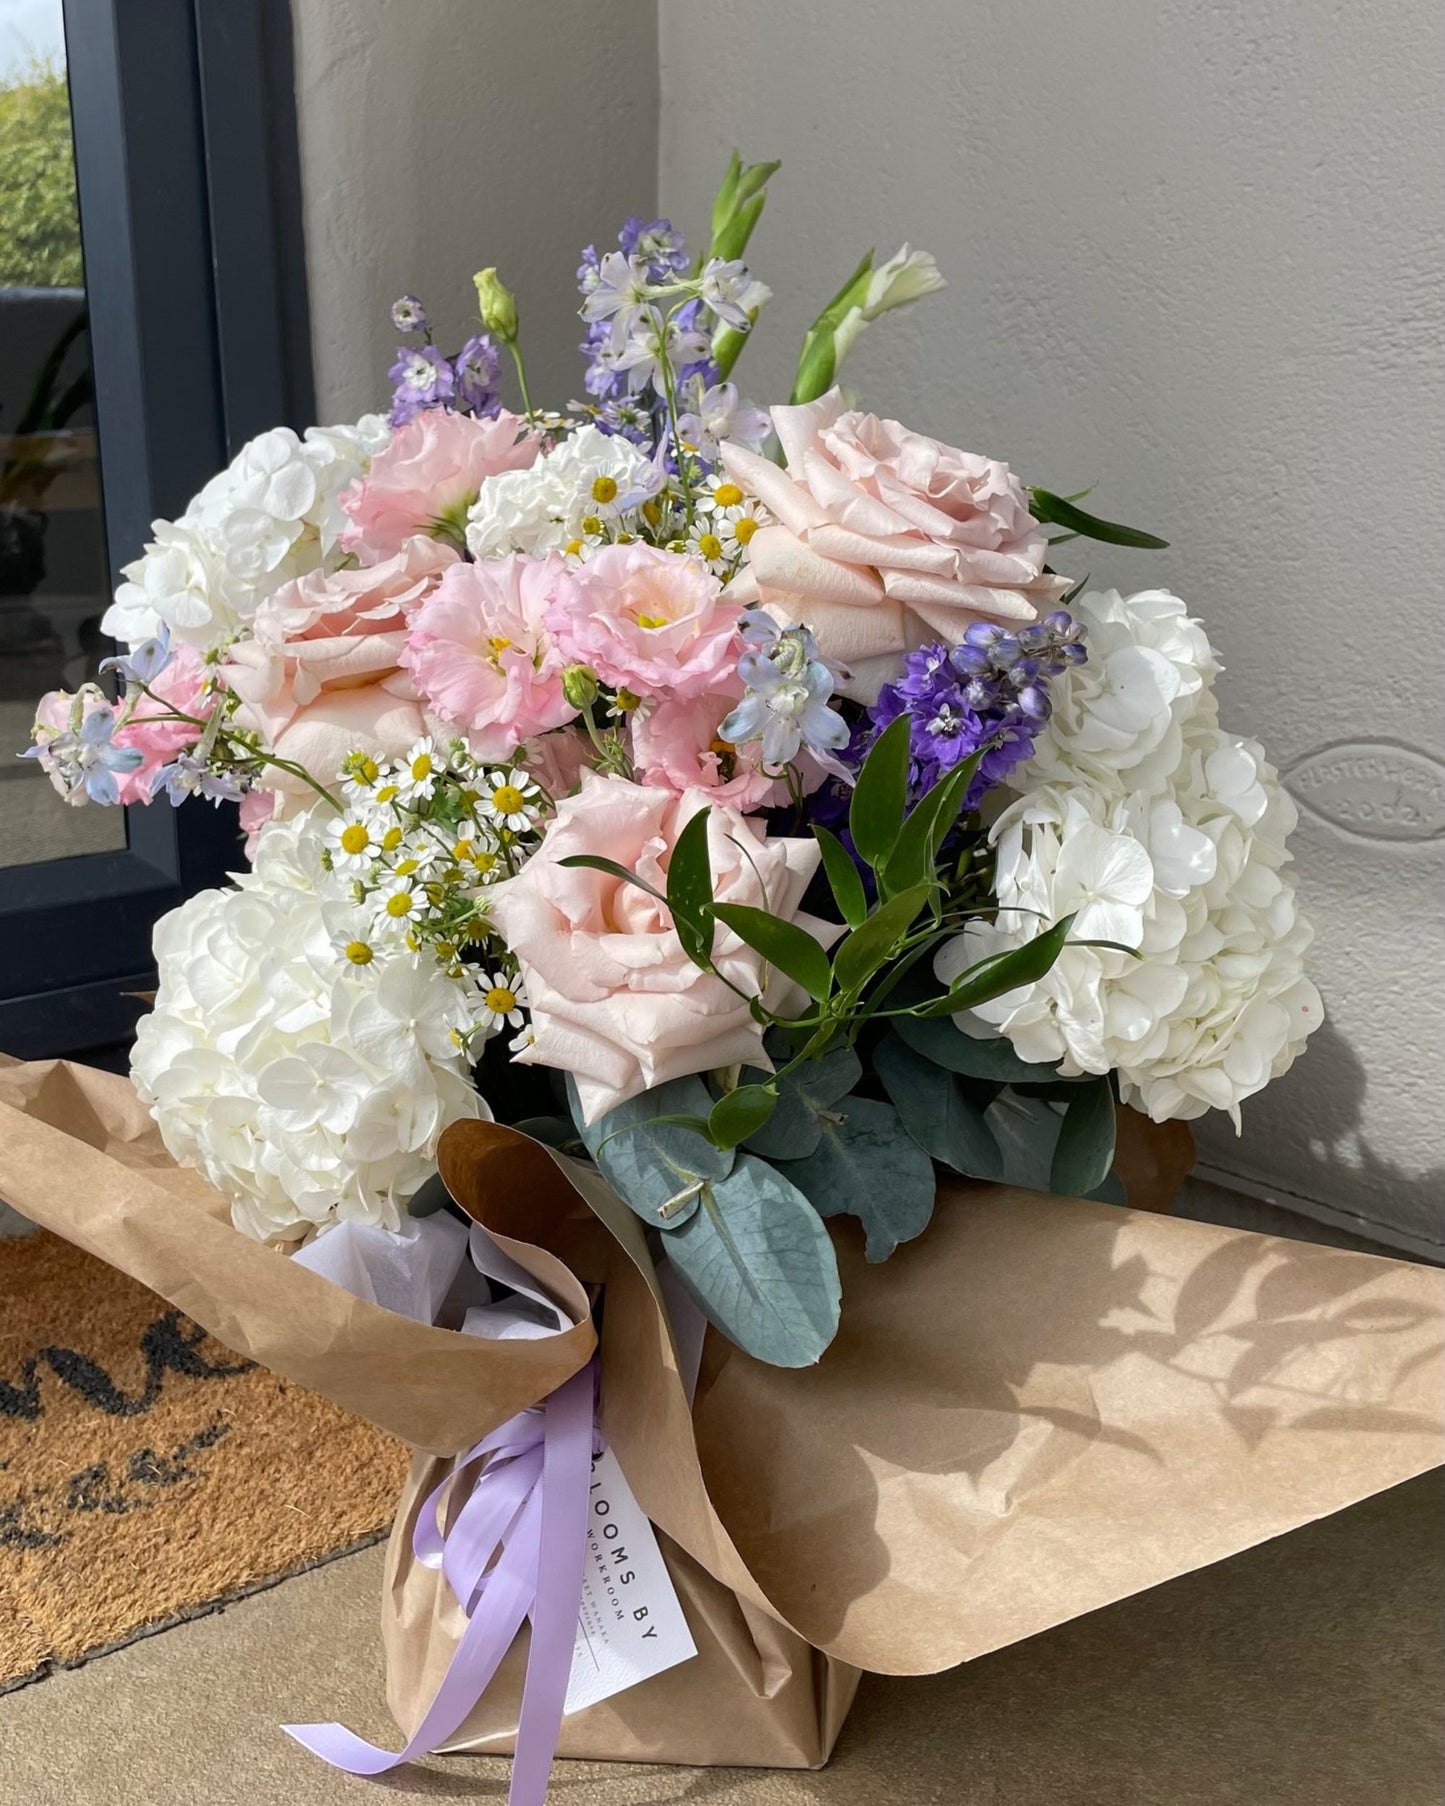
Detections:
563,1445,697,1715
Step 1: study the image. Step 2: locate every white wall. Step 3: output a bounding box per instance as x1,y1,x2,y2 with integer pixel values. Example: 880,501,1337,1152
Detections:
289,1,1444,1252
660,0,1444,1251
290,0,659,423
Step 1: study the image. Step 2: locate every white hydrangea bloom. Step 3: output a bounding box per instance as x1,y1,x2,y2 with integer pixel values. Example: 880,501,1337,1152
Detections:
131,808,487,1244
465,424,653,560
936,589,1322,1127
102,416,391,651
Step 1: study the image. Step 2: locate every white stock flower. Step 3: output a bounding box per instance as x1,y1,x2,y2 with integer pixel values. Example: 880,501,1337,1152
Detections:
102,417,390,651
464,425,654,559
935,589,1322,1127
131,809,486,1244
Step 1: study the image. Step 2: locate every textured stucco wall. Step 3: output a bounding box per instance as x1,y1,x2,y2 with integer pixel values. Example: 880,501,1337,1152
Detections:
290,0,659,424
659,1,1445,1250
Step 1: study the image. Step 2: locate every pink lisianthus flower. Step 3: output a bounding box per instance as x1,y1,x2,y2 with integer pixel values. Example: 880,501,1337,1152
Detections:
630,673,788,812
399,553,579,761
112,643,211,794
486,773,841,1123
721,388,1070,700
223,536,457,808
339,409,538,562
546,542,743,702
238,785,277,859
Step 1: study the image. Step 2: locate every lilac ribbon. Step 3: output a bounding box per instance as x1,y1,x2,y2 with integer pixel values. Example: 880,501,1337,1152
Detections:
284,1358,597,1801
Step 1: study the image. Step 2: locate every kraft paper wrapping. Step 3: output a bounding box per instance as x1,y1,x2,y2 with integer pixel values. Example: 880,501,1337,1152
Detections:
2,1058,1442,1773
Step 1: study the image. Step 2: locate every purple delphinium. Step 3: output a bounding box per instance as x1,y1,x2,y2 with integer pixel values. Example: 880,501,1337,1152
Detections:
453,334,502,416
388,344,454,425
577,218,691,424
864,611,1088,805
390,294,430,336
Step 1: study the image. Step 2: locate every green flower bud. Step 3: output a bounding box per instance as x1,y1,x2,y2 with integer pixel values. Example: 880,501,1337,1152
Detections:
473,267,519,343
561,665,599,711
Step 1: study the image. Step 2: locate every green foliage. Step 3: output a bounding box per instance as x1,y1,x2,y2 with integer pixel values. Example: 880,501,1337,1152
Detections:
1028,488,1168,550
777,1093,936,1262
0,58,83,289
874,1030,1003,1181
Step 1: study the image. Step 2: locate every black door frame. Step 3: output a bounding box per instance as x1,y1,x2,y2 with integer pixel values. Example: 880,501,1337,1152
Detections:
0,0,313,1057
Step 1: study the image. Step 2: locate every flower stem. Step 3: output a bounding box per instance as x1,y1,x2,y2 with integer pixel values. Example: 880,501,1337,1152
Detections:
507,340,537,427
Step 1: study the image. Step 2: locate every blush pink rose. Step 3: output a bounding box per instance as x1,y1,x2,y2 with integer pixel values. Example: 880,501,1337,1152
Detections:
487,773,840,1122
721,387,1070,699
547,542,743,702
339,409,538,562
238,786,277,859
399,553,579,760
629,673,786,812
223,536,457,806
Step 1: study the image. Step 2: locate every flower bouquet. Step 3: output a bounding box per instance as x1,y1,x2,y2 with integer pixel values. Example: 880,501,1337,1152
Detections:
6,155,1440,1796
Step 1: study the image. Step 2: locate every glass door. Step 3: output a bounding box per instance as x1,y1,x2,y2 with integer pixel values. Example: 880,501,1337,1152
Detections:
0,0,312,1058
0,3,122,867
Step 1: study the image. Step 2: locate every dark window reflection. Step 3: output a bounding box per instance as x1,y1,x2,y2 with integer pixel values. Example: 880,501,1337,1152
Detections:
1,15,124,865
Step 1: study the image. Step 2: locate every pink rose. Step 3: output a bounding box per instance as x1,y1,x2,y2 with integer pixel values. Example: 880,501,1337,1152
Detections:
339,409,538,562
487,773,840,1122
400,553,579,760
547,542,743,702
523,725,595,800
721,388,1070,699
238,786,277,859
223,537,457,804
629,673,786,812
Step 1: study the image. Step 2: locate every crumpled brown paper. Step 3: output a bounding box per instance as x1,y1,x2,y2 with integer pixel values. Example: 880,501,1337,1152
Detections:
1,1058,1441,1772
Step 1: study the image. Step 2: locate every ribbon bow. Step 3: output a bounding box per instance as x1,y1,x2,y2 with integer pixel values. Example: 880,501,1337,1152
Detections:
285,1358,598,1803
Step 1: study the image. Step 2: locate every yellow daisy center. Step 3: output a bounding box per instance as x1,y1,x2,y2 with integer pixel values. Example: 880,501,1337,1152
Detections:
564,538,584,557
697,532,723,561
344,940,374,965
410,753,433,781
641,499,661,527
452,838,474,861
394,858,420,877
385,891,413,919
590,475,618,504
733,515,759,546
472,850,498,873
713,482,744,508
581,515,603,536
491,784,525,815
339,823,370,855
375,784,399,803
485,985,517,1016
382,826,403,852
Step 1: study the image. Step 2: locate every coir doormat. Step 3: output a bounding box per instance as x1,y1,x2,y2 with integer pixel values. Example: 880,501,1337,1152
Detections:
0,1228,409,1690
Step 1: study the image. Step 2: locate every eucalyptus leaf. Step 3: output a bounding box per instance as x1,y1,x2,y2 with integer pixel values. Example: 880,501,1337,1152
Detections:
873,1030,1003,1181
984,1089,1063,1192
1050,1076,1117,1197
780,1093,936,1261
893,1011,1070,1085
848,713,911,874
710,902,833,1001
741,1042,863,1160
509,1115,580,1153
405,1171,454,1219
1086,1171,1128,1206
567,1074,732,1228
813,825,867,929
661,1154,841,1366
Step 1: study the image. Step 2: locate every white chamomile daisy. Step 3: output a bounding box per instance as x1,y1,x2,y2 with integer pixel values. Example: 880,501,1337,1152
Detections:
476,970,528,1033
373,876,421,935
478,768,540,833
326,813,378,874
716,500,768,554
685,526,732,577
697,477,748,517
340,752,383,804
395,738,440,803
